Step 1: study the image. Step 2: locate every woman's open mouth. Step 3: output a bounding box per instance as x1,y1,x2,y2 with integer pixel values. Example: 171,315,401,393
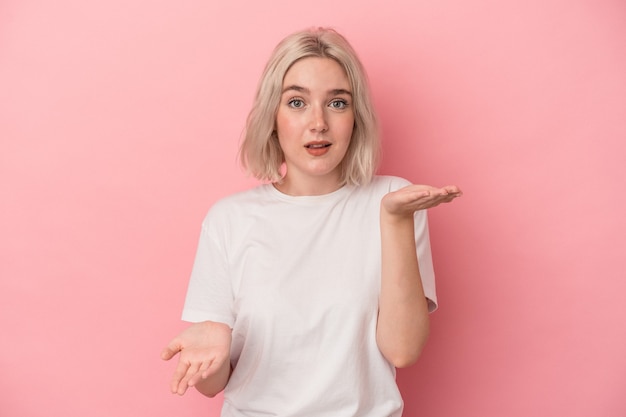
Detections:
305,142,331,156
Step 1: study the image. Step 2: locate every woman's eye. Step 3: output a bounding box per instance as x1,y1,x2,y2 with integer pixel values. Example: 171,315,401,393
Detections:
330,100,348,110
288,99,304,108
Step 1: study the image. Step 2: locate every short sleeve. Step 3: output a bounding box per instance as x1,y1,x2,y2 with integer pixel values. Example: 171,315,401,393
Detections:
414,209,438,312
181,213,235,327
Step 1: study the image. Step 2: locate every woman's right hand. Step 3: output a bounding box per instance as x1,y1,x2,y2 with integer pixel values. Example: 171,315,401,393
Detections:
161,321,232,395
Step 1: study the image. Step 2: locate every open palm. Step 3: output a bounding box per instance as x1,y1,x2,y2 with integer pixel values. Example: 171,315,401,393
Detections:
381,184,462,217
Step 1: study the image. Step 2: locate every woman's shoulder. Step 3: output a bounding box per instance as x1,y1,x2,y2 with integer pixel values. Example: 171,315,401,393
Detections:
216,184,268,205
203,184,271,221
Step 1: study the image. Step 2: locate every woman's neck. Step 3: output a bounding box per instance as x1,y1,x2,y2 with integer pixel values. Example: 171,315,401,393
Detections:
273,174,344,196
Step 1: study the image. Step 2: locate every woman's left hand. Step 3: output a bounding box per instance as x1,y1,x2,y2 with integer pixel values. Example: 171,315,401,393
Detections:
381,184,462,218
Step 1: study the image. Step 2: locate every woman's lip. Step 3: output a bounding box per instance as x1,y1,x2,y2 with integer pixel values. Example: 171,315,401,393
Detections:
305,142,332,156
304,141,331,149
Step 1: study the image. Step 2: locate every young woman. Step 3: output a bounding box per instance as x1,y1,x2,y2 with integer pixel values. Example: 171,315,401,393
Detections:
162,27,461,416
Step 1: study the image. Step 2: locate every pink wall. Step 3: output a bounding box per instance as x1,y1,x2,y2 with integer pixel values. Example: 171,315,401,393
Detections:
1,0,624,416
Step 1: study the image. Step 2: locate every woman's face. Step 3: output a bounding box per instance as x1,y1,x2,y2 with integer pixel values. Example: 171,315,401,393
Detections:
275,57,354,194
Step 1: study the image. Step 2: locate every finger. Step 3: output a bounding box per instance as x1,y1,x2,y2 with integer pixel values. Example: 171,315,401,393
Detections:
175,382,188,396
428,188,457,201
188,360,213,387
161,338,182,360
442,185,462,196
199,358,214,379
161,346,179,361
432,194,457,206
171,359,191,394
178,364,201,395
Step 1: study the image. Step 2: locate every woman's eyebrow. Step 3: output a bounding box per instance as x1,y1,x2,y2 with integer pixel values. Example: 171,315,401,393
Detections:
281,85,352,96
329,88,352,97
282,85,308,94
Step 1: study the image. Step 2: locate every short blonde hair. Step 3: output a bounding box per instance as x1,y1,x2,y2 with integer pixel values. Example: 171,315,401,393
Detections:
239,27,380,186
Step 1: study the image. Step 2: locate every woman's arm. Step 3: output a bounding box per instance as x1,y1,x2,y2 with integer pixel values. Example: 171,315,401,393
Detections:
376,184,461,368
161,320,232,397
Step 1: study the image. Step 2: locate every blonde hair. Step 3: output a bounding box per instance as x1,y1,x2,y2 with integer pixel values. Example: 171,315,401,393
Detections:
239,27,380,186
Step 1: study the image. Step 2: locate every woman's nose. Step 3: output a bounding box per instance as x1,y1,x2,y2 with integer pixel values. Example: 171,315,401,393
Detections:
309,106,328,133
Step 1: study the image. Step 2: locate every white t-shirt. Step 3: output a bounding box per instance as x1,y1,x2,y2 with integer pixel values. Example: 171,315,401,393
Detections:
182,175,437,417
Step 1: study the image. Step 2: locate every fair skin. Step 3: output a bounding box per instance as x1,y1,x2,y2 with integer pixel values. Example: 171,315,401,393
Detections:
274,57,354,196
161,56,461,395
378,184,461,366
161,321,231,396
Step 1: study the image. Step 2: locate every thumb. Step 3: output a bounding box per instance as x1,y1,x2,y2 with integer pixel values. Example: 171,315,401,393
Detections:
161,339,182,361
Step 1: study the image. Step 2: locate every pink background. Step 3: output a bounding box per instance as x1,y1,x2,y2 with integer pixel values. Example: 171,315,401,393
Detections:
1,0,625,416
